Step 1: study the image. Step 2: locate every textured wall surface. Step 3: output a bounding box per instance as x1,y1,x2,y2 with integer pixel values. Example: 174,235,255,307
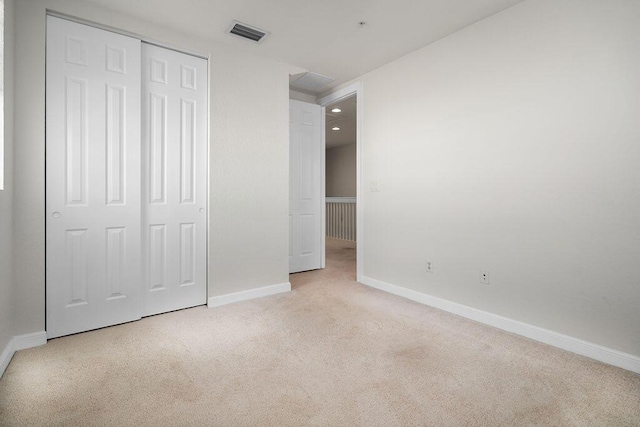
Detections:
209,47,290,295
358,0,640,356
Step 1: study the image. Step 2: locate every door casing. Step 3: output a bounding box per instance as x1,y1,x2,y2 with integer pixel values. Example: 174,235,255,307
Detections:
318,83,363,282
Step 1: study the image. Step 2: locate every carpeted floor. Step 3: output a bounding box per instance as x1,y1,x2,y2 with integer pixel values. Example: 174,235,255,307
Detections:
1,238,639,426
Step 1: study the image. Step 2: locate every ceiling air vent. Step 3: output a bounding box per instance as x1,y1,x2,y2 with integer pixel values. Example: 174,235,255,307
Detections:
227,21,269,43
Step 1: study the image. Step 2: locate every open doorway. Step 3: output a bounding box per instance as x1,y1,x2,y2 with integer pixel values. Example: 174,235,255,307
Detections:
288,82,362,281
324,94,357,279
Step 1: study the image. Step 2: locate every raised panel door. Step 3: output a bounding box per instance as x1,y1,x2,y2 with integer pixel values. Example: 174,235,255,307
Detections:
289,100,323,273
142,44,207,316
46,16,142,338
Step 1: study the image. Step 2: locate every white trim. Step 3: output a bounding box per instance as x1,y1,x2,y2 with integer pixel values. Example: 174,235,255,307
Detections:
319,82,364,282
207,282,291,308
360,276,640,374
326,197,356,204
321,106,326,269
46,11,209,60
14,331,47,351
0,331,47,378
318,83,361,106
0,339,16,378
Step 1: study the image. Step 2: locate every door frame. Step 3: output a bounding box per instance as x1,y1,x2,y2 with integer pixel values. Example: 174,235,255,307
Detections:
318,82,363,282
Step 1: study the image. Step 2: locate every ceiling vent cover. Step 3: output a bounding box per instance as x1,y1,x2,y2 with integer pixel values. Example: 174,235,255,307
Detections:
289,72,335,94
227,21,269,43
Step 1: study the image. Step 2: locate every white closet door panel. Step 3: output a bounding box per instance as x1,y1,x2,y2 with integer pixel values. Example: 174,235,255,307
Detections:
142,44,207,316
289,100,323,273
46,16,142,338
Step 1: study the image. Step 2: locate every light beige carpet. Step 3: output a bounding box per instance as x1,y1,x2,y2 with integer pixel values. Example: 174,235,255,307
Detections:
1,238,639,426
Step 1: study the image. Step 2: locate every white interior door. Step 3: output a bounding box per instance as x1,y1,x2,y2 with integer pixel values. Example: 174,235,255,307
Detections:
289,100,323,273
141,44,208,316
46,16,142,338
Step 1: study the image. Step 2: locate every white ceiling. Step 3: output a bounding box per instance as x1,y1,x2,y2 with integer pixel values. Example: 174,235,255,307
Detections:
82,0,525,94
326,95,357,149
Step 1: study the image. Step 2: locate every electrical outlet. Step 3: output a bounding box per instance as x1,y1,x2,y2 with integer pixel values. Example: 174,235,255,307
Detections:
426,260,433,273
480,270,490,284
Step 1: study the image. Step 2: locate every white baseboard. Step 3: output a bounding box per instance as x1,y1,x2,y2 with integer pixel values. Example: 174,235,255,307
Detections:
360,276,640,374
208,282,291,308
0,331,47,378
0,338,16,378
14,331,47,351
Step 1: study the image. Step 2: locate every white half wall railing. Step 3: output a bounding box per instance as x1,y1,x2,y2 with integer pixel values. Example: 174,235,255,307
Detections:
326,197,356,241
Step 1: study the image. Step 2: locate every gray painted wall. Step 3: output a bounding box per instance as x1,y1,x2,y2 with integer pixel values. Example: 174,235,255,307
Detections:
358,0,640,356
0,0,14,353
326,143,356,197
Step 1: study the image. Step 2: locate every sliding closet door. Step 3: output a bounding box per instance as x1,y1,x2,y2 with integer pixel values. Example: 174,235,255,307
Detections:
141,44,208,316
46,17,142,338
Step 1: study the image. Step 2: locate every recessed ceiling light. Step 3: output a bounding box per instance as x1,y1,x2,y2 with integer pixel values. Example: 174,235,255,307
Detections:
331,108,342,113
332,127,340,131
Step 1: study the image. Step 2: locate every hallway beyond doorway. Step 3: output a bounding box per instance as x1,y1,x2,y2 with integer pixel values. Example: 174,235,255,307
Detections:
290,238,356,289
